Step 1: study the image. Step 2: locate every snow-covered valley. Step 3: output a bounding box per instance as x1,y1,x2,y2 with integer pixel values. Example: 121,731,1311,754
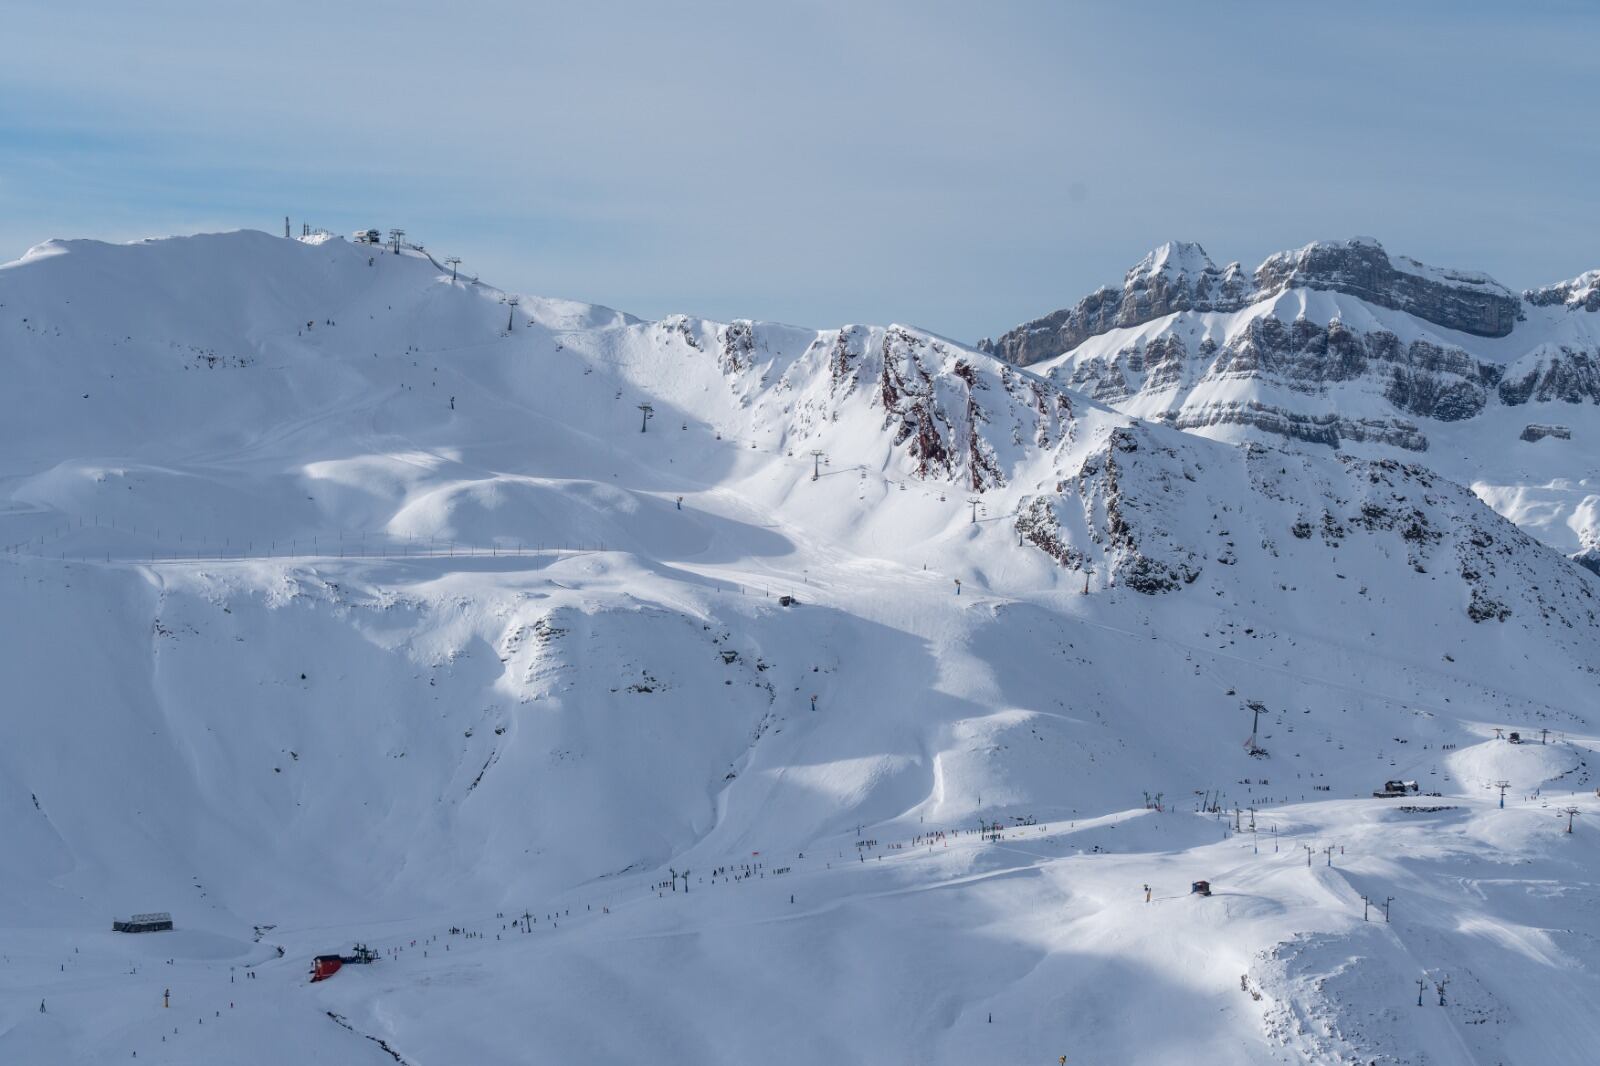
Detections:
3,231,1598,1065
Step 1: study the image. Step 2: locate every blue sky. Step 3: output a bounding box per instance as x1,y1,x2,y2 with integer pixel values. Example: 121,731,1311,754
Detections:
4,1,1597,341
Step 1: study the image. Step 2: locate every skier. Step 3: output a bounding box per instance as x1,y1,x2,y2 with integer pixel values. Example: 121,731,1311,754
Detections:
1144,884,1151,903
676,496,683,510
39,1000,45,1013
954,578,961,596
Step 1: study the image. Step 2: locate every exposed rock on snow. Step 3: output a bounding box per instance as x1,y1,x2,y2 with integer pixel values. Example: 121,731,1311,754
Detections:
1520,423,1572,443
985,237,1524,367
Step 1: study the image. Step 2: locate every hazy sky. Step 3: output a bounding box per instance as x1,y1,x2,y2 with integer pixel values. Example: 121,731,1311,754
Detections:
4,1,1598,341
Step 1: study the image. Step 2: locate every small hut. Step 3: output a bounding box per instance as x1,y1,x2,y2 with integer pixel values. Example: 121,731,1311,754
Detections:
113,912,173,933
310,955,343,982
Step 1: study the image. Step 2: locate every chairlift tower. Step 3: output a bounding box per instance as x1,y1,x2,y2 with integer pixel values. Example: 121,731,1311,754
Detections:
1246,700,1267,753
388,228,406,255
445,257,462,282
638,403,654,433
967,497,981,524
1563,806,1581,833
506,296,520,333
810,449,825,480
1494,780,1510,809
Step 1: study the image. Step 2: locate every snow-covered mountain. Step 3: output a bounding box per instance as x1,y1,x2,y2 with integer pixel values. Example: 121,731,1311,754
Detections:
3,231,1598,1065
982,237,1600,556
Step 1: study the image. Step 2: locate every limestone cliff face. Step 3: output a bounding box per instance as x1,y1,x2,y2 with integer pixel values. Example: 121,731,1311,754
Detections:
980,242,1252,366
1525,270,1600,313
984,238,1524,368
983,238,1600,455
1252,238,1520,338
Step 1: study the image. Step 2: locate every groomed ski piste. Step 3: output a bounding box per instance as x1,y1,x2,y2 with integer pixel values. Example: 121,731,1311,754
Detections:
2,231,1598,1064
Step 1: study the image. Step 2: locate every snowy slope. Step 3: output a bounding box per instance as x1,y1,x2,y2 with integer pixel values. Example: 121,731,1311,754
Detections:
2,231,1599,1065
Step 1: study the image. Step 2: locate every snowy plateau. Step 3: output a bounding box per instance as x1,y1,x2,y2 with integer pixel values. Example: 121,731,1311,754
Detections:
2,229,1599,1066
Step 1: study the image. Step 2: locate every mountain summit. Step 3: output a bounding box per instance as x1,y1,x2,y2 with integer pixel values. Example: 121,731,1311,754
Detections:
981,237,1534,367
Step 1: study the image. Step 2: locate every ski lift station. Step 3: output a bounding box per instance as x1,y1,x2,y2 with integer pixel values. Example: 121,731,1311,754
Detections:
310,943,379,982
112,912,173,933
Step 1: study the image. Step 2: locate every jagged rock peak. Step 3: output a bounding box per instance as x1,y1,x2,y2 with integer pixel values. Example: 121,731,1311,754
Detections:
978,240,1251,364
1253,237,1520,338
986,237,1527,365
1127,240,1216,280
1525,269,1600,312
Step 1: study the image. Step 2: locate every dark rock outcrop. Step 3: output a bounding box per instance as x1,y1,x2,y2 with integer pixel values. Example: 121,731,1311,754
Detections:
981,242,1251,366
1525,270,1600,312
1252,238,1520,338
1520,423,1572,443
986,238,1522,367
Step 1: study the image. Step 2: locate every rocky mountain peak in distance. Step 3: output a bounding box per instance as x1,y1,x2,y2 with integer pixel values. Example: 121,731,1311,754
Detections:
981,237,1543,366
